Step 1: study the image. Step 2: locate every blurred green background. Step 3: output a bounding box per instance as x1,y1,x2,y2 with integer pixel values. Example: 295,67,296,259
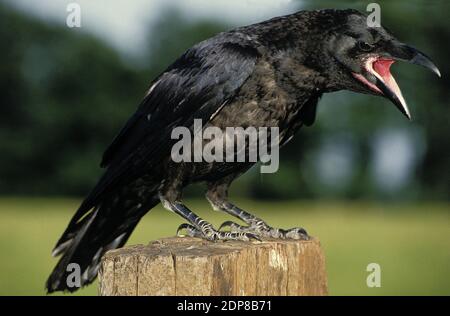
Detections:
0,0,448,295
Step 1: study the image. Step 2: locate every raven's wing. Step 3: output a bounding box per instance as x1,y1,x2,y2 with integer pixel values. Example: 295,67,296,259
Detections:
49,37,259,288
79,36,260,213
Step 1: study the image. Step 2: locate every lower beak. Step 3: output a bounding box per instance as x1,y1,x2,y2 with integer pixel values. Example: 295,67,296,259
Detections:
355,43,441,120
373,72,412,119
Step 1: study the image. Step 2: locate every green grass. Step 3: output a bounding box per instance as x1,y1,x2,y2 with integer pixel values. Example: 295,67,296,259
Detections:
0,197,448,296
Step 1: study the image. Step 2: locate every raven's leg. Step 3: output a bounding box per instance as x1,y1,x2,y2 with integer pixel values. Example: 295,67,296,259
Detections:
159,194,258,242
206,179,310,240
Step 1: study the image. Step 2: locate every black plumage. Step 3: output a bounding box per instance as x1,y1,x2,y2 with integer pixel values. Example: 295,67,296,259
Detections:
46,9,439,293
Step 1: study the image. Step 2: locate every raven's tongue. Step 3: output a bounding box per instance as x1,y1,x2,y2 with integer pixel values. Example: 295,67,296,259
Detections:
352,57,411,119
373,59,394,78
372,59,403,102
372,58,409,117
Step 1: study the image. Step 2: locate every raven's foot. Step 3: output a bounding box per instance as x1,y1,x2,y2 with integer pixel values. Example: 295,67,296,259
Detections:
159,196,259,242
218,220,310,240
176,223,260,242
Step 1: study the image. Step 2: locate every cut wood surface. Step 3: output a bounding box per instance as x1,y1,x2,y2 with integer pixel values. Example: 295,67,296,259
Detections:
98,237,328,296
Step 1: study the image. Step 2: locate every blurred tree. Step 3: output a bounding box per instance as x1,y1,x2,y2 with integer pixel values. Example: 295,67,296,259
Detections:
293,0,450,201
143,8,229,75
0,3,147,195
0,1,448,201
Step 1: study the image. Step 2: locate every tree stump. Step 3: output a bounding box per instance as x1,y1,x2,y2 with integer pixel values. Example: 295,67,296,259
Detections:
98,237,328,296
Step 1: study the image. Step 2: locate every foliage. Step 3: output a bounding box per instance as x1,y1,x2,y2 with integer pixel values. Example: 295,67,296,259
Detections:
0,2,448,200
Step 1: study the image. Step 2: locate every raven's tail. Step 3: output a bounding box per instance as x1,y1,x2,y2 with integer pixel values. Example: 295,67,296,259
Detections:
46,186,159,293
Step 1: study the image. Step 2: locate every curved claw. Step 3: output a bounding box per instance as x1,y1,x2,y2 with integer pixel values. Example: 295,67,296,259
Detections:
284,227,310,240
245,232,262,242
291,227,308,235
176,223,201,238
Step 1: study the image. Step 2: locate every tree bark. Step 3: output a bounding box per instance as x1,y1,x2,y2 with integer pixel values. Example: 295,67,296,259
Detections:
98,237,328,296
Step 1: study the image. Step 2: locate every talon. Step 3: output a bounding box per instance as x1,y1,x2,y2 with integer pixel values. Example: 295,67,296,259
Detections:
218,221,234,231
284,227,310,240
246,233,262,242
297,227,309,237
219,220,241,232
176,223,189,236
176,223,200,238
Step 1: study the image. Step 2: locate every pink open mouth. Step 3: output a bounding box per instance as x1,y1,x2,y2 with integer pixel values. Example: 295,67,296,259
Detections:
352,57,410,118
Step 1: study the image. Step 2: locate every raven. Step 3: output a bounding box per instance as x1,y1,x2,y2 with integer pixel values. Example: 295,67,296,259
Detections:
46,9,440,292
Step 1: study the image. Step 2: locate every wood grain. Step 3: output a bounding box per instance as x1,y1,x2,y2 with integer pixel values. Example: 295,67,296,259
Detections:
98,237,328,296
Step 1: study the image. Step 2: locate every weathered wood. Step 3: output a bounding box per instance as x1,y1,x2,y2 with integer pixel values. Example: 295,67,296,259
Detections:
98,237,328,296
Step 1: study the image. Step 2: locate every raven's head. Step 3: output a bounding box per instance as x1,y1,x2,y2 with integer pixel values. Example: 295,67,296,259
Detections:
316,9,440,119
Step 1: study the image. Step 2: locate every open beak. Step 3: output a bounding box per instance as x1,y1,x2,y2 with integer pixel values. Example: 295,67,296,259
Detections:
352,43,441,120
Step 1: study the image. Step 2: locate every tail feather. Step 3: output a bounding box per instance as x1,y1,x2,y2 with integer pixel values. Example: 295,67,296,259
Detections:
46,191,159,293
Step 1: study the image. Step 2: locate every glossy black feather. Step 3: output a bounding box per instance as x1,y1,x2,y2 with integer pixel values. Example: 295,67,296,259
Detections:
71,35,259,221
101,35,259,168
48,9,393,293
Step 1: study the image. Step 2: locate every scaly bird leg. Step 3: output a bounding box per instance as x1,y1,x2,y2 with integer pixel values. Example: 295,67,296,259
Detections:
206,183,310,240
159,195,259,242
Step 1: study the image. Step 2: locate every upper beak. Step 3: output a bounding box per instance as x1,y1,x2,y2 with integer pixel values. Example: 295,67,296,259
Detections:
390,43,441,77
374,42,441,120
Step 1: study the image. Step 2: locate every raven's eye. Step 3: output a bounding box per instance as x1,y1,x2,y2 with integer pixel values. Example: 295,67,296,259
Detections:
357,41,374,52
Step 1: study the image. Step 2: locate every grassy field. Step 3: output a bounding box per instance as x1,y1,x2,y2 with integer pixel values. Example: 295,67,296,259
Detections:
0,197,448,296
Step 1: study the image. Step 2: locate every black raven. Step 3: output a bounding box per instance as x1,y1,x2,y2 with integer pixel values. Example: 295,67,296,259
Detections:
46,9,440,292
